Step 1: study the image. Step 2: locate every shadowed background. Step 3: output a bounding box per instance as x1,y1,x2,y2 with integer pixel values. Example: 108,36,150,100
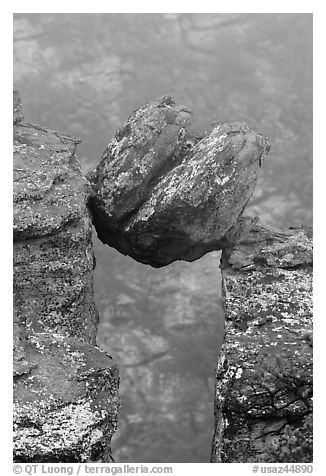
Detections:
13,13,312,462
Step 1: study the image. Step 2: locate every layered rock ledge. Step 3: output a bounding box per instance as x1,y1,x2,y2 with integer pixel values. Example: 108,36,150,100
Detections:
13,89,120,462
211,217,313,463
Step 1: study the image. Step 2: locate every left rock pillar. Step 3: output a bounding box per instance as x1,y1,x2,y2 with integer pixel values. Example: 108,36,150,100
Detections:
13,88,120,463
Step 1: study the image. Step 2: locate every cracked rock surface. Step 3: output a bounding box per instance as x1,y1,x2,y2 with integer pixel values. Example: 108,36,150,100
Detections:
211,217,313,463
89,96,270,267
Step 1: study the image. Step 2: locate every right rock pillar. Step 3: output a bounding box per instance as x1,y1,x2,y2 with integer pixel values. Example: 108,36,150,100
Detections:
211,217,313,463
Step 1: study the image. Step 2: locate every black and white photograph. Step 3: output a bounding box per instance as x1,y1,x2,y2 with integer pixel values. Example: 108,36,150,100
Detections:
11,6,314,471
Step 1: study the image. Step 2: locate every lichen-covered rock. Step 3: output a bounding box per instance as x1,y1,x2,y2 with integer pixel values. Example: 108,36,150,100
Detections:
13,90,120,463
89,95,193,224
14,122,98,343
13,217,98,343
211,217,313,463
89,96,270,267
14,122,88,240
14,333,120,462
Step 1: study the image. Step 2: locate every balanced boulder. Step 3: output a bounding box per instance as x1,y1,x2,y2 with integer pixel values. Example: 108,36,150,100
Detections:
89,96,270,267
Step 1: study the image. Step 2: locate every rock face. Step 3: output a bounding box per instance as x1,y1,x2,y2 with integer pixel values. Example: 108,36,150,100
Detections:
14,334,119,462
13,119,97,342
13,89,120,462
211,217,313,463
89,96,270,267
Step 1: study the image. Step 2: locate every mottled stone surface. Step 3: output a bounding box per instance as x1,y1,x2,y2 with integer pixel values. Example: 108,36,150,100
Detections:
14,333,119,462
211,217,313,463
89,96,270,267
14,122,97,343
14,122,88,241
13,91,120,462
13,217,98,343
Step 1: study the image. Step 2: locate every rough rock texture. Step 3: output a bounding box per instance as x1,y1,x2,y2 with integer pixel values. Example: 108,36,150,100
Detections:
13,121,97,343
14,123,89,241
13,90,120,462
14,334,119,462
89,96,270,267
211,217,313,463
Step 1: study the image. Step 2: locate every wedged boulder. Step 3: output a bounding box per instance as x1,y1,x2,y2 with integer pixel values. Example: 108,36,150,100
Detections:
211,217,313,463
89,96,270,267
13,333,120,462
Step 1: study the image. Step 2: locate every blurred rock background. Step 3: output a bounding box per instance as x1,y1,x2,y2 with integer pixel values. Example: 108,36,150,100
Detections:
13,13,312,462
